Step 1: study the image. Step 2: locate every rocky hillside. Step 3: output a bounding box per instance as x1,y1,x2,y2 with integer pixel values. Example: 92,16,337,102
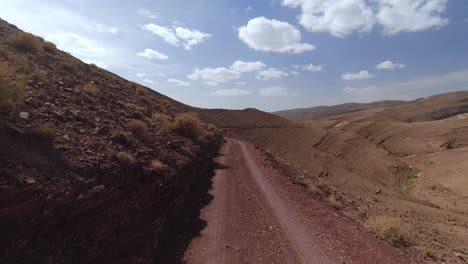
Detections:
0,19,222,263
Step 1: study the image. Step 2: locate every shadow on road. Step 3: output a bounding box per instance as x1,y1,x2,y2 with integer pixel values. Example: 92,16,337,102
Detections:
153,153,228,264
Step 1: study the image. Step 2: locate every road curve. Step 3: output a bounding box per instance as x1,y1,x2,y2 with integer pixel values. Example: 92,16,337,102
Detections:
183,138,419,264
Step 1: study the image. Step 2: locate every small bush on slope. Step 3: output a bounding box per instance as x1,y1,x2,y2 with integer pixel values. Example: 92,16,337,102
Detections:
171,113,205,140
127,119,148,138
0,62,24,117
367,215,410,248
7,32,42,54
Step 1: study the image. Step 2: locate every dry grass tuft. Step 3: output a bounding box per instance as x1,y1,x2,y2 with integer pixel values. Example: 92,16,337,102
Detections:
43,41,57,53
171,113,205,140
153,113,173,130
82,83,100,96
116,151,135,167
367,216,410,247
111,131,134,146
7,32,42,54
150,159,166,172
127,119,148,138
32,122,56,141
0,62,25,117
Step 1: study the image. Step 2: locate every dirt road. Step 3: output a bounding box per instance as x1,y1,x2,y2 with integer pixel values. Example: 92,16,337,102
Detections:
183,139,418,264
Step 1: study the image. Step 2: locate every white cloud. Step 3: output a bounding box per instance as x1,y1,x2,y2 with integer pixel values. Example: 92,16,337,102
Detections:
157,73,167,77
210,89,252,96
167,78,190,86
143,79,156,84
238,17,315,53
296,63,324,72
46,32,111,58
282,0,375,38
230,60,266,72
136,73,146,77
143,23,211,50
282,0,449,37
376,60,405,70
291,70,300,76
137,9,158,19
137,48,168,60
235,81,247,85
260,86,289,96
188,67,241,84
376,0,449,35
257,68,289,80
342,70,373,80
84,24,118,34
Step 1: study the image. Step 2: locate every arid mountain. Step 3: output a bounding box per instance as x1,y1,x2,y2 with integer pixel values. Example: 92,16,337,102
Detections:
220,91,468,263
0,19,225,263
274,100,405,121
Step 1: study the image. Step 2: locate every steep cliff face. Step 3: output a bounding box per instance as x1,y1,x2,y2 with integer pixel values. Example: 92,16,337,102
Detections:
0,19,222,263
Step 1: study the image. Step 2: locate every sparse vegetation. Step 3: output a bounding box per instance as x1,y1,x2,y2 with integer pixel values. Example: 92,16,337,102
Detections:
0,62,25,117
153,113,173,130
43,41,57,53
116,151,135,167
110,131,134,146
32,122,56,141
402,168,419,193
82,83,100,96
171,112,205,140
367,216,409,248
127,119,148,138
136,86,148,95
150,159,166,172
7,32,42,54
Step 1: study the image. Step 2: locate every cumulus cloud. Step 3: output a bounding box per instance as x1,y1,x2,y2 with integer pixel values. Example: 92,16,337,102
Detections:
136,73,146,78
210,88,252,96
137,48,168,60
342,70,373,80
230,60,266,72
282,0,449,37
238,17,315,53
167,78,190,86
143,23,211,50
376,60,405,70
376,0,449,35
291,70,300,76
257,68,289,80
188,67,241,85
295,63,324,72
84,24,118,34
260,86,289,96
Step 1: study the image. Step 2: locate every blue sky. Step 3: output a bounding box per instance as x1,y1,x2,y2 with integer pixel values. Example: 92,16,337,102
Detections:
0,0,467,111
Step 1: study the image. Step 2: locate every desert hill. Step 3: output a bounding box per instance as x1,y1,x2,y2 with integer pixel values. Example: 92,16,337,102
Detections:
274,100,405,121
0,19,226,263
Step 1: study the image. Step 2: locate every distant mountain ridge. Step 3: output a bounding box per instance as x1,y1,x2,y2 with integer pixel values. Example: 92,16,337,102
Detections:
274,100,406,121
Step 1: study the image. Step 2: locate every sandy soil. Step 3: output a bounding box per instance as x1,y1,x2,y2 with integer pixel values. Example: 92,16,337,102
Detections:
183,139,417,264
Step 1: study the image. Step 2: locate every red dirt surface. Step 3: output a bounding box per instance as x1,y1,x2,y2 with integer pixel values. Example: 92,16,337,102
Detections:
184,139,419,264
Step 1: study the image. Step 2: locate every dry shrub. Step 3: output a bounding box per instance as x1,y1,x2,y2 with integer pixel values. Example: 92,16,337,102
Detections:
61,60,79,73
43,41,57,53
150,159,166,172
32,122,56,141
82,83,100,96
111,131,134,146
116,151,135,167
7,32,42,54
127,119,148,138
171,113,205,140
125,103,146,113
367,216,409,247
136,86,148,95
153,113,172,130
0,62,25,117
